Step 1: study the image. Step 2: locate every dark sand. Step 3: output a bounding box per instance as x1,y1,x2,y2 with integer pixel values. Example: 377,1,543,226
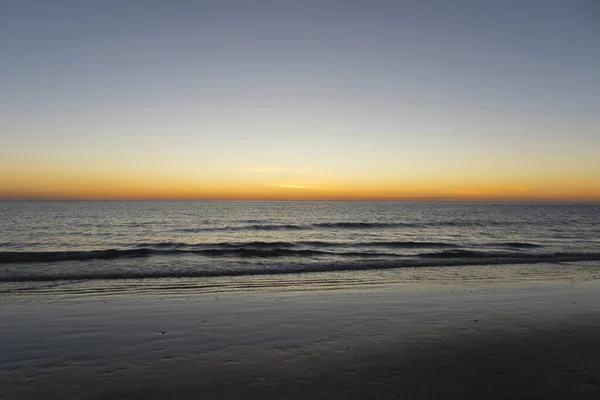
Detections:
27,315,598,400
2,266,600,399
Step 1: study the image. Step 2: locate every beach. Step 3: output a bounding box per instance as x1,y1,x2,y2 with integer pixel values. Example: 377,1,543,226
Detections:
2,262,600,399
3,0,600,397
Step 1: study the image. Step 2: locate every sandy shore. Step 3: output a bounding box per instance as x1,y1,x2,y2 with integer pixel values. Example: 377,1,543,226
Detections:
2,265,600,399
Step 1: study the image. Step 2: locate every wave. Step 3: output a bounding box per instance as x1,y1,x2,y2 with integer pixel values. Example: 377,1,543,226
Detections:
133,241,301,249
178,224,310,233
173,220,520,233
314,221,518,229
356,241,456,248
247,224,309,231
419,249,497,258
132,240,458,249
498,242,542,249
2,252,600,282
1,240,599,265
312,221,490,229
0,249,154,263
312,222,411,229
416,249,597,261
0,247,397,264
0,241,552,264
417,249,555,258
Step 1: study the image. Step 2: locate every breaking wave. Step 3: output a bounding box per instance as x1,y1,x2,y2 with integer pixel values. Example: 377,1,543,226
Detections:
174,220,521,233
1,251,600,282
0,240,554,265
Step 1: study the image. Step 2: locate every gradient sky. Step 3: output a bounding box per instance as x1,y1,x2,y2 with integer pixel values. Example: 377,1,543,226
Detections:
1,0,599,201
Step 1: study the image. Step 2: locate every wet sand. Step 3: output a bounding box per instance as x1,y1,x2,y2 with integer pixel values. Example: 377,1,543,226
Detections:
2,266,600,399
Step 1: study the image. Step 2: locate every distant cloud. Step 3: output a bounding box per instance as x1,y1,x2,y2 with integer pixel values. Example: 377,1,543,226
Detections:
264,183,318,190
276,184,317,190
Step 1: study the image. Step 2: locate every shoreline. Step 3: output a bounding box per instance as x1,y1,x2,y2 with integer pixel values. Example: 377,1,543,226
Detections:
2,260,599,298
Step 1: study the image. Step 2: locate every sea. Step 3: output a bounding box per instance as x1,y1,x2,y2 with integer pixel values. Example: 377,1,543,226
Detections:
1,201,599,295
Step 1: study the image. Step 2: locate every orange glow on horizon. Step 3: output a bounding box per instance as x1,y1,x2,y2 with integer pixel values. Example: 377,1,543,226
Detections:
2,169,599,202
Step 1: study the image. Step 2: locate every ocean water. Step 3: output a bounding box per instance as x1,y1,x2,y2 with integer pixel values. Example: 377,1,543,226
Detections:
1,201,599,293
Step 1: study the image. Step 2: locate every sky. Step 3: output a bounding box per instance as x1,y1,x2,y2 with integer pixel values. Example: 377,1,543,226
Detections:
1,0,599,201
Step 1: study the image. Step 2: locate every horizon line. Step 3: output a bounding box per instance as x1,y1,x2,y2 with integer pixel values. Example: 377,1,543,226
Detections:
1,198,599,204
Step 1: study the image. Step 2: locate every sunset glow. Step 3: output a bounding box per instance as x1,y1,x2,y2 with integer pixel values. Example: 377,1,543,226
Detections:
1,1,599,202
